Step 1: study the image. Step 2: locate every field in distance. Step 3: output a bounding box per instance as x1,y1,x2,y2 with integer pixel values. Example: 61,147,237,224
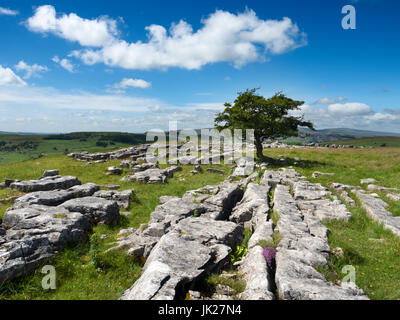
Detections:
329,136,400,148
0,132,146,165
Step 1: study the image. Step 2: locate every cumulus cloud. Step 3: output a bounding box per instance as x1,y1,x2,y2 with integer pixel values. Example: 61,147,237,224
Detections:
115,78,151,89
15,61,49,79
328,102,372,116
26,5,118,47
0,7,18,16
0,65,27,87
52,56,75,72
290,102,400,133
27,6,307,71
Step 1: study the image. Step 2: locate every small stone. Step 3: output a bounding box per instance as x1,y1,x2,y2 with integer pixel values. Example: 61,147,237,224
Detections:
100,235,108,240
331,247,345,259
361,178,376,185
106,166,123,175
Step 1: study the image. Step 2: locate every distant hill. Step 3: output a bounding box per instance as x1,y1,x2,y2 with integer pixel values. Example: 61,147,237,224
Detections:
285,128,400,144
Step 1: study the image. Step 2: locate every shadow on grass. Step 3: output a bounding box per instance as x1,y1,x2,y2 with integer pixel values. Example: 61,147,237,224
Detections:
258,156,327,169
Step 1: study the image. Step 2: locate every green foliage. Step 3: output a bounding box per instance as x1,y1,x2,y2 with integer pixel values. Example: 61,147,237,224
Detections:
89,234,103,272
215,89,314,159
229,227,252,264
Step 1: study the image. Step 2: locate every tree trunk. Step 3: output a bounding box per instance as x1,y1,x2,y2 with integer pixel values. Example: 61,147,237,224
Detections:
255,137,274,163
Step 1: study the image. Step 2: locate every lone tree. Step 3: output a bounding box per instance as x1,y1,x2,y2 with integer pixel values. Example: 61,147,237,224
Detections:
215,89,314,162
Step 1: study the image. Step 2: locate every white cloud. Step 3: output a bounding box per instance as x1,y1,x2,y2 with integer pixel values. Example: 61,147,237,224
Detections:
27,6,306,71
0,86,159,112
52,56,75,72
15,61,49,79
26,5,118,47
0,65,27,87
312,96,347,105
328,102,372,116
290,102,400,132
115,78,151,89
0,7,18,16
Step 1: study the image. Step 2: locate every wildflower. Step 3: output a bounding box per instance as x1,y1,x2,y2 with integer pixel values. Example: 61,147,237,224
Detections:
263,247,277,268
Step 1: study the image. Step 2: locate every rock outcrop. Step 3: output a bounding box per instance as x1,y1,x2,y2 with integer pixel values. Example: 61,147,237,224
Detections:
273,184,367,300
0,174,124,285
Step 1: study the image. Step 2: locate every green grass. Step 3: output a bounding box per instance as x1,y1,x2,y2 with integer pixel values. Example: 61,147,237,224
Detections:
330,136,400,148
1,145,400,299
0,132,146,165
262,147,400,300
0,154,231,300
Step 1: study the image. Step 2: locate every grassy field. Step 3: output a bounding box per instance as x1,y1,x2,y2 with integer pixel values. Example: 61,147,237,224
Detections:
330,136,400,148
0,154,232,299
263,147,400,300
0,132,146,165
1,144,400,300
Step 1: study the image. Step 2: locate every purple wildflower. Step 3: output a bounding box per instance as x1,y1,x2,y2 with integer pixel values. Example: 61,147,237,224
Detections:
263,247,277,268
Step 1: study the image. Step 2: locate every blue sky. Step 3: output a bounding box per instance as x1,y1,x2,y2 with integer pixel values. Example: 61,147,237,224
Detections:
0,0,399,133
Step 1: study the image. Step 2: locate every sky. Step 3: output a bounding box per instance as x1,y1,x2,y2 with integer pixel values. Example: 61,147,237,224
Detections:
0,0,399,133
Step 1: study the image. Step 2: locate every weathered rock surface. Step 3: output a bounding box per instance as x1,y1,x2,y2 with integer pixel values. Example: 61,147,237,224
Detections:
387,193,400,202
93,189,133,210
294,181,352,222
239,246,275,300
125,166,182,184
232,157,255,178
106,166,123,175
354,190,400,237
10,175,81,193
12,183,100,208
60,197,120,225
312,171,335,179
230,183,269,224
68,145,150,162
361,178,376,185
367,184,399,192
0,183,120,285
273,184,368,300
120,218,243,300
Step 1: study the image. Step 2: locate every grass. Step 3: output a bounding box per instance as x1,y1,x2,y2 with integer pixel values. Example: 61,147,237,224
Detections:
262,147,400,300
0,132,146,165
330,136,400,148
0,154,231,300
1,144,400,299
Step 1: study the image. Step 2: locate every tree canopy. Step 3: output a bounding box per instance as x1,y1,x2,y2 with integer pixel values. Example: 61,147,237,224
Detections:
215,88,314,161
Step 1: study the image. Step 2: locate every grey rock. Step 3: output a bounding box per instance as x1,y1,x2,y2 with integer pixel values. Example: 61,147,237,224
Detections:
230,183,269,224
361,178,376,185
367,184,399,192
61,197,120,225
93,189,133,209
354,190,400,237
247,221,274,249
273,184,367,300
126,166,181,184
204,183,244,220
10,175,81,193
120,217,243,300
106,166,123,175
41,170,59,179
387,193,400,201
239,246,275,300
